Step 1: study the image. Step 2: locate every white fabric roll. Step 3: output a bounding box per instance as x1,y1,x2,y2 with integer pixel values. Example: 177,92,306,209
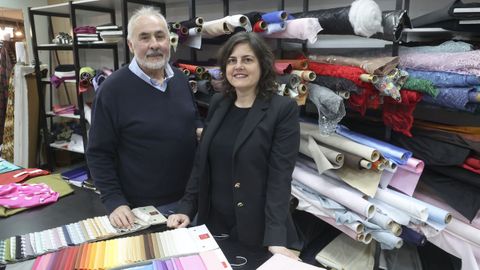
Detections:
374,188,428,222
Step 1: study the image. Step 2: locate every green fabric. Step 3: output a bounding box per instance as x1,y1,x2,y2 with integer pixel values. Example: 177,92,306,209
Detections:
4,238,10,261
403,78,439,97
0,174,74,217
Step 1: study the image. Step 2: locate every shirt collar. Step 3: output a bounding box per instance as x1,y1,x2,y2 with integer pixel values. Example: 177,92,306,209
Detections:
128,57,174,92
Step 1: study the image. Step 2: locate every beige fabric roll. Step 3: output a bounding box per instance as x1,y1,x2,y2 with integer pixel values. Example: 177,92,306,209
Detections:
226,14,252,31
202,18,233,38
291,70,316,81
299,135,344,174
301,122,380,162
309,54,400,75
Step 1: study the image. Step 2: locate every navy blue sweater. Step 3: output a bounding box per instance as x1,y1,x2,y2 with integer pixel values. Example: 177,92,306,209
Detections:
86,66,201,213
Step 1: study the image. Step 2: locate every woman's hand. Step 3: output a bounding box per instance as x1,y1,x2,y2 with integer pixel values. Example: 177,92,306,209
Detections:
268,246,301,261
166,214,191,228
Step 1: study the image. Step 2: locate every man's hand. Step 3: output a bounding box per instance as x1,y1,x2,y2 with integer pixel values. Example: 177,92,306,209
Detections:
167,214,191,228
268,246,301,261
109,205,135,229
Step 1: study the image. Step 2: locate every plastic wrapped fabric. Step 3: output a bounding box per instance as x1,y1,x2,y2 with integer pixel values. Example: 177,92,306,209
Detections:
372,10,412,42
292,0,382,37
308,84,346,136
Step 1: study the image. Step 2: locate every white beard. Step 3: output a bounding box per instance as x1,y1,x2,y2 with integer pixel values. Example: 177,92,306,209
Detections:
136,53,170,70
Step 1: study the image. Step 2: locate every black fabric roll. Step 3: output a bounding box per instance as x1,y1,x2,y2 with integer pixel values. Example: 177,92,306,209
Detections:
313,75,362,94
196,80,213,95
276,74,301,89
180,17,204,29
372,10,412,42
420,168,480,221
429,165,480,189
244,12,263,25
292,7,354,35
391,133,470,166
399,226,426,246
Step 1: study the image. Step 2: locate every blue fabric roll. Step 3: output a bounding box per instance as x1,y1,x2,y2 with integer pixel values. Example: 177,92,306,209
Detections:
406,68,480,87
400,226,426,246
261,11,287,24
422,86,479,112
336,125,412,165
207,68,222,80
263,22,286,34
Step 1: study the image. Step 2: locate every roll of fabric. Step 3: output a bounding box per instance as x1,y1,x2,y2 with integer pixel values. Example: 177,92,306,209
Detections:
169,32,178,51
387,157,424,196
299,136,344,174
15,42,28,64
180,17,204,29
309,55,399,76
273,62,293,75
260,22,286,35
399,40,473,55
373,10,412,42
275,59,308,70
264,18,322,44
469,91,480,103
189,80,197,93
370,210,394,230
374,188,428,222
405,68,480,87
402,78,438,97
226,15,251,32
168,22,181,30
177,63,205,74
301,122,380,162
276,74,301,89
196,80,212,95
422,86,479,112
291,70,316,81
382,89,423,137
252,20,268,32
176,26,189,43
202,18,232,38
368,197,411,226
313,75,362,94
261,11,288,24
180,68,190,76
335,91,350,99
244,12,263,25
336,125,412,165
344,152,371,170
292,0,382,37
399,226,427,246
206,68,222,80
293,163,375,218
308,84,346,136
399,50,480,76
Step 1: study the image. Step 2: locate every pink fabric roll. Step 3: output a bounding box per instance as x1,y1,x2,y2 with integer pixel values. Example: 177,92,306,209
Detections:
388,157,424,196
399,50,480,76
274,62,293,75
265,18,322,44
293,164,375,218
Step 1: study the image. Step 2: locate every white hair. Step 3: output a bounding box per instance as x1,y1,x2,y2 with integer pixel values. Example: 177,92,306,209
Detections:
127,6,168,40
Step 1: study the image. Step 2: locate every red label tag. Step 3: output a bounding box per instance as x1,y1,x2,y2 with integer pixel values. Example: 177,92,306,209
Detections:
199,233,210,240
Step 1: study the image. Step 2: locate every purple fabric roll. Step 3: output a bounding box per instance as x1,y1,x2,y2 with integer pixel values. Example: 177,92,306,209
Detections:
422,86,479,112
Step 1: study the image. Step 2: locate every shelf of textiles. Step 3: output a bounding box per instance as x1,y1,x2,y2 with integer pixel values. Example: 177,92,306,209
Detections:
28,1,123,170
0,221,231,270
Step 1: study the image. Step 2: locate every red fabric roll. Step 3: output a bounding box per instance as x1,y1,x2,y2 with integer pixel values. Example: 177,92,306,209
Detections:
382,89,423,137
253,20,267,32
177,63,205,74
462,156,480,174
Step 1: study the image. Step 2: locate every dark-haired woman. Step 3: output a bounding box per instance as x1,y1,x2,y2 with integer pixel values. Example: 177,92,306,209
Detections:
167,32,301,260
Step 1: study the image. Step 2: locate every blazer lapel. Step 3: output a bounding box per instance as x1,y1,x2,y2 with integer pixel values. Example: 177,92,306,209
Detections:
233,96,269,156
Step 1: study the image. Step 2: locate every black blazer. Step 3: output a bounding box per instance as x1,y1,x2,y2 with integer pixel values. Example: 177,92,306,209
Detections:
177,93,301,249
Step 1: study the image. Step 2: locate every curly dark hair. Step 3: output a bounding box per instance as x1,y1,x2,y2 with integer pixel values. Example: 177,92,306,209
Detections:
217,32,277,99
